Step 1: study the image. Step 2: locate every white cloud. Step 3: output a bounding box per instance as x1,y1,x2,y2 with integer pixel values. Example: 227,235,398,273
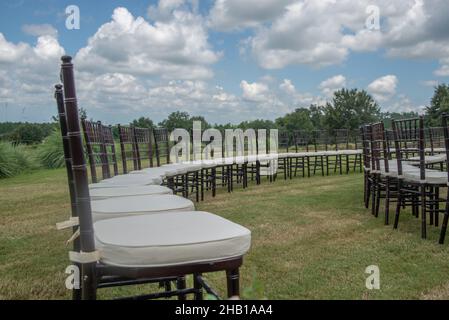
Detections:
367,75,398,102
421,80,439,87
219,0,449,71
279,79,296,95
0,32,65,121
319,75,347,97
434,58,449,76
75,7,220,80
22,24,58,37
240,80,269,102
208,0,294,31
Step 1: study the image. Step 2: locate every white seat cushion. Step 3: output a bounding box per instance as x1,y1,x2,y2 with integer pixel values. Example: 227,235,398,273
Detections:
403,169,447,185
100,173,163,185
91,195,194,221
408,154,446,165
336,149,362,155
94,211,251,267
425,147,445,153
89,185,172,201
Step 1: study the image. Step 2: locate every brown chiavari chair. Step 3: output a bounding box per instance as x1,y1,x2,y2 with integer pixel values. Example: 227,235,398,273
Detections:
117,124,139,174
277,130,291,180
312,130,328,176
54,84,81,300
291,130,311,178
82,120,109,183
332,129,349,175
360,125,372,209
439,114,449,244
102,124,119,178
134,126,154,170
392,117,445,238
59,55,250,300
370,122,400,224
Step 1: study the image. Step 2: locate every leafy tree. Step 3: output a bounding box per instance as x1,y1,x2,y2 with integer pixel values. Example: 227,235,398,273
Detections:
9,123,51,144
323,88,380,131
380,111,419,129
237,119,276,130
190,116,210,130
131,116,154,128
275,108,314,131
424,84,449,126
158,111,191,131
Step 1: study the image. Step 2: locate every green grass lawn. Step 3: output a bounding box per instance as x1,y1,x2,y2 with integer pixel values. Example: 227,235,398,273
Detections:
1,168,449,299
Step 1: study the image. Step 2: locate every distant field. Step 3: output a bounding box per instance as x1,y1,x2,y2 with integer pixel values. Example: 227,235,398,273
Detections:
1,169,449,299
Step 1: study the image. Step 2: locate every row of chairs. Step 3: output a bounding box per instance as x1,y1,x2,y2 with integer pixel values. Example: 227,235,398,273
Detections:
56,56,364,300
361,118,449,244
80,121,364,204
56,56,251,300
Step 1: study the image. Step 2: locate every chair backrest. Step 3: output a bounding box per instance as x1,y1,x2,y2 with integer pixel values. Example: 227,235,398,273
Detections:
370,122,389,173
385,129,395,159
313,130,329,152
101,124,119,177
441,114,449,181
392,117,425,179
60,56,96,297
278,131,290,152
360,125,372,170
292,130,310,152
153,127,170,166
427,127,445,154
134,127,154,168
81,120,107,183
334,129,349,151
54,84,78,226
117,124,138,174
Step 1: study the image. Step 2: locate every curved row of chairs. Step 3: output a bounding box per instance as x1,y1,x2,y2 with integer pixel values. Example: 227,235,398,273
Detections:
361,118,449,244
80,121,364,203
56,56,364,300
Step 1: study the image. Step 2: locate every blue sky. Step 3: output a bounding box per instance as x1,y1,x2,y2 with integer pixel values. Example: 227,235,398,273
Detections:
0,0,448,124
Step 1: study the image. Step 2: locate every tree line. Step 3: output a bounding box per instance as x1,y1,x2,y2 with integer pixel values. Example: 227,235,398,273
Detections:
1,84,448,145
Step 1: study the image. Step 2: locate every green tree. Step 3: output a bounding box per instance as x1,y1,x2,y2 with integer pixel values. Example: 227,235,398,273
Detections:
424,84,449,126
323,88,380,131
275,108,314,131
131,116,154,128
380,111,419,129
158,111,191,131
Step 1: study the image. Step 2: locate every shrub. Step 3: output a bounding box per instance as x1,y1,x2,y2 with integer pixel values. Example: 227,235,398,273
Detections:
9,123,54,144
0,142,31,178
36,130,65,169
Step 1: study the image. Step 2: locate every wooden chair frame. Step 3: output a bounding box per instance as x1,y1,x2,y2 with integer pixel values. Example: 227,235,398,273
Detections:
60,56,243,300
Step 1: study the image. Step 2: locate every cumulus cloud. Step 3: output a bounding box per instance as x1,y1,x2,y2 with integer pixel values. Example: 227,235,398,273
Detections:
22,24,58,37
75,6,220,80
240,80,269,102
220,0,449,72
367,75,398,102
208,0,294,31
0,31,64,121
319,75,347,97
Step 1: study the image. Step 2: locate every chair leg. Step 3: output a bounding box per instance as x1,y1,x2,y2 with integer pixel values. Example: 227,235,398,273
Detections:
435,187,440,227
371,176,377,216
193,273,203,300
375,181,381,218
385,177,390,225
226,268,240,299
176,276,187,300
81,264,97,300
439,204,449,244
393,181,402,229
421,185,427,239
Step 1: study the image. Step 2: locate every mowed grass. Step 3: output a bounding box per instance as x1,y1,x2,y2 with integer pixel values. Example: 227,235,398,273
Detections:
1,168,449,299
